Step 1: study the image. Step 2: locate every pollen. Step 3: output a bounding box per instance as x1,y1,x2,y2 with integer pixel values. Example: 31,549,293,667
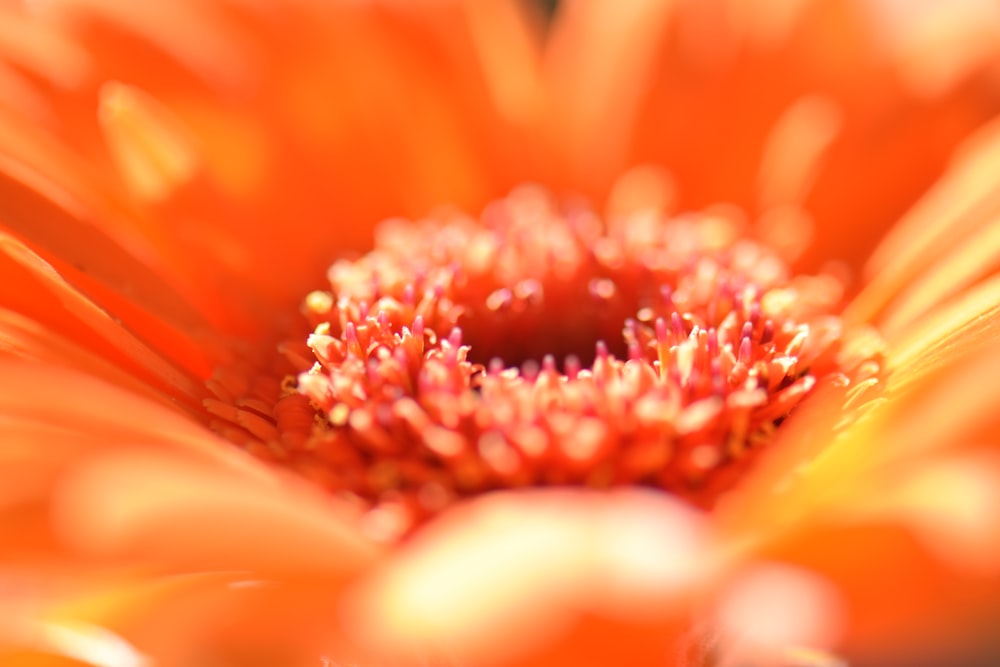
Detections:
207,187,884,541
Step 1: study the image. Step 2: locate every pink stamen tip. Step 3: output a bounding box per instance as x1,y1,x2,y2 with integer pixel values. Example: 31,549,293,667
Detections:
739,337,752,365
564,355,581,379
488,358,504,376
378,310,389,329
655,317,668,342
542,354,557,373
671,312,684,339
402,284,415,306
359,301,369,319
741,321,753,341
412,316,424,338
761,320,774,344
595,340,609,359
448,327,463,347
628,342,642,361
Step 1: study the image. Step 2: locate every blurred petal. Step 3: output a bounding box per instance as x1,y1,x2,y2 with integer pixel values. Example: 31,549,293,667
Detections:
859,451,1000,576
348,489,712,666
543,0,675,188
863,0,1000,98
0,361,379,577
722,304,1000,543
756,94,842,210
887,275,1000,388
847,116,1000,330
98,81,200,204
744,442,1000,664
52,449,379,574
546,0,1000,272
32,0,260,91
714,563,846,666
717,311,1000,662
1,570,371,666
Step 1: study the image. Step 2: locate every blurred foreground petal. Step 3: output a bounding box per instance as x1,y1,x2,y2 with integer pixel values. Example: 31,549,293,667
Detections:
349,489,712,666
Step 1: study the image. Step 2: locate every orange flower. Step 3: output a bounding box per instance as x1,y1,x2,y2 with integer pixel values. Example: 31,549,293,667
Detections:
1,0,1000,665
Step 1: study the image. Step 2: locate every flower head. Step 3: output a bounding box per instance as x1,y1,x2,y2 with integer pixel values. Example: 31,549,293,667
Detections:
218,187,881,541
2,1,1000,666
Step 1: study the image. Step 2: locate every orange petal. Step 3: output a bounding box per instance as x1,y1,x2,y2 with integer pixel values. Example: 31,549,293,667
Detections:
51,448,379,574
853,450,1000,576
723,313,1000,547
0,362,376,572
712,563,846,666
0,4,93,89
752,449,1000,664
40,0,526,332
846,116,1000,328
756,94,842,209
862,0,1000,98
459,0,545,127
877,216,1000,341
0,361,242,466
0,309,194,417
1,570,370,666
543,0,675,188
35,0,259,91
0,167,218,376
887,274,1000,388
348,488,712,666
0,234,205,403
98,82,199,204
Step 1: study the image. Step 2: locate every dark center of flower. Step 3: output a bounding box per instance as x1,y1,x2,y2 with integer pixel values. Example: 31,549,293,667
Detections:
206,187,883,542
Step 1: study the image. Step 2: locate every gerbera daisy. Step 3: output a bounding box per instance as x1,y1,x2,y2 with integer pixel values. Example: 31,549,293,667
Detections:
1,0,1000,666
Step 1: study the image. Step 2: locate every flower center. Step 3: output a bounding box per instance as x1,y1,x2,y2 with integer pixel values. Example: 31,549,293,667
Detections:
207,187,883,542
